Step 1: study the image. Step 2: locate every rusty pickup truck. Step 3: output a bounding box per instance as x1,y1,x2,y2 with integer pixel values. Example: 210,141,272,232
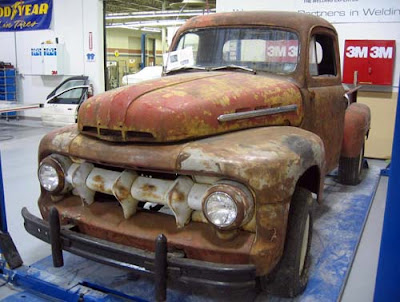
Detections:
23,11,370,298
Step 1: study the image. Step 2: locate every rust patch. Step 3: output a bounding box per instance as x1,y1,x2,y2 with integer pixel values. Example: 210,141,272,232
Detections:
142,184,156,192
171,190,185,203
93,175,104,182
92,175,106,192
114,184,130,200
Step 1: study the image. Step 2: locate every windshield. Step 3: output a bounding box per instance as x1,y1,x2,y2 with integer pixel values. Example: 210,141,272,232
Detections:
166,27,299,74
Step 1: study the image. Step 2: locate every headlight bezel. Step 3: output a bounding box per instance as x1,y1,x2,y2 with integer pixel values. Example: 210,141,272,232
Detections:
38,155,70,194
202,181,254,231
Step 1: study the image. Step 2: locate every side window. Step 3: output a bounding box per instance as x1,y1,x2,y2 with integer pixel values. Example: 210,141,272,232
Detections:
48,79,86,104
309,34,337,77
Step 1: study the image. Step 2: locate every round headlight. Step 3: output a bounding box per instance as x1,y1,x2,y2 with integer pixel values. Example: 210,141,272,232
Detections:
38,155,71,194
204,192,238,228
38,164,60,192
203,181,254,231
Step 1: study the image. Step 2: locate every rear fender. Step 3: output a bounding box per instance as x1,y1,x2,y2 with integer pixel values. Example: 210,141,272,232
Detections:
341,103,371,158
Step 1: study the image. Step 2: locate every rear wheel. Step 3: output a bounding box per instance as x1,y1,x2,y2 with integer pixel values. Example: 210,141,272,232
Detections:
260,187,313,297
338,143,365,185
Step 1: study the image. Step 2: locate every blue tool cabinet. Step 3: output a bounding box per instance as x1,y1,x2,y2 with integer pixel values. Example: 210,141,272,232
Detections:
0,67,17,120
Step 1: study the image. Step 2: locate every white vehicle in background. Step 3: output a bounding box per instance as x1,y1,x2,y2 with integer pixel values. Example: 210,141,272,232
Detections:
121,66,163,86
41,76,91,127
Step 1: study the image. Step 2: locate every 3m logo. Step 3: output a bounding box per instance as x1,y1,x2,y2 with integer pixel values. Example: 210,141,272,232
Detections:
369,46,393,59
345,46,393,59
345,46,368,58
264,40,298,63
267,46,298,57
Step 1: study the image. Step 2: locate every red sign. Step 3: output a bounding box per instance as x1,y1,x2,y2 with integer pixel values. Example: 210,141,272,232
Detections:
265,40,298,63
343,40,396,85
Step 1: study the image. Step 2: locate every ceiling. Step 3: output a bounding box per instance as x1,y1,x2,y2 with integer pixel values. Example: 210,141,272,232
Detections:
105,0,216,14
105,0,216,31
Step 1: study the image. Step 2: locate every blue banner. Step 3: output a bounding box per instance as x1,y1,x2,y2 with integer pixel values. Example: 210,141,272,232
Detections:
0,0,53,32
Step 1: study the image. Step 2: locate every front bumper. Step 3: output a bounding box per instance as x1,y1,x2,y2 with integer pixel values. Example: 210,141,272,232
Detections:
22,207,257,292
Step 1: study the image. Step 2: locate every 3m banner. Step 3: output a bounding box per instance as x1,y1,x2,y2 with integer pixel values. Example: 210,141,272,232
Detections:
0,0,53,32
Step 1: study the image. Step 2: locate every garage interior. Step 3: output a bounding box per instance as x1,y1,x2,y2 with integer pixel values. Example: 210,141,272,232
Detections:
0,0,399,301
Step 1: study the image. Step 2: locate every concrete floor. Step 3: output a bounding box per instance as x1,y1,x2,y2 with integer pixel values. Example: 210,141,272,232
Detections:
0,119,389,301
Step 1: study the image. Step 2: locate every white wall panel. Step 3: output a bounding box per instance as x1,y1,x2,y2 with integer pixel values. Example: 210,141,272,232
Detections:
0,0,104,118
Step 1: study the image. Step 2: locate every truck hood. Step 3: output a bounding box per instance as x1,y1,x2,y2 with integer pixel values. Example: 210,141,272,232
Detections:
78,72,303,142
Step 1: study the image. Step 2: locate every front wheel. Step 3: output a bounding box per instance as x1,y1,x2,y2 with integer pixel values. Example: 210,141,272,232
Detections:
260,187,314,297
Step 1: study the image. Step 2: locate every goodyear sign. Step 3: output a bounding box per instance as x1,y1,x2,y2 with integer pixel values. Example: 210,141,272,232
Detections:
0,0,53,32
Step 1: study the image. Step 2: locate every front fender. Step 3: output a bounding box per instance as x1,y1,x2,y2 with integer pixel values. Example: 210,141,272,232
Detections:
178,126,325,204
341,103,371,158
178,126,325,275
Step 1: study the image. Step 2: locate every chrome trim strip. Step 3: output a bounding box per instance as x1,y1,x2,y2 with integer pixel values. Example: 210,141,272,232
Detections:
217,104,298,122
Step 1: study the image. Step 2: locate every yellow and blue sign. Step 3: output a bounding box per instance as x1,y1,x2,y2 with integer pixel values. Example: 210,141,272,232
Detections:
0,0,53,32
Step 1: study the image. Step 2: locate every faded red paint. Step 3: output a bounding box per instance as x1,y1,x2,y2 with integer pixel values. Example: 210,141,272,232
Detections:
79,72,303,142
341,103,371,158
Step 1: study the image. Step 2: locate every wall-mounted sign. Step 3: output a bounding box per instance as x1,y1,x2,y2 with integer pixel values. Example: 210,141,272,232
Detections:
0,0,53,32
86,53,96,62
343,40,396,86
217,0,400,23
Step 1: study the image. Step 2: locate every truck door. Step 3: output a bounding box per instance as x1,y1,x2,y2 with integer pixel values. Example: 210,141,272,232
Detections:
306,28,346,173
42,76,90,126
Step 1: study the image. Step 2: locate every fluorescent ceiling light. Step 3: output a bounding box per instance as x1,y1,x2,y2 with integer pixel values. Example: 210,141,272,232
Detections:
106,25,140,30
106,9,215,20
141,27,162,33
107,19,186,28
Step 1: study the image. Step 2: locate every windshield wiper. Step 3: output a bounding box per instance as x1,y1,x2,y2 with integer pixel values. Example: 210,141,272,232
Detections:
210,64,256,74
164,66,206,74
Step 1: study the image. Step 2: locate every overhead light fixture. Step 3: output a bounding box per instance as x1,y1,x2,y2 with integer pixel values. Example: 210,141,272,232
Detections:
107,19,185,28
105,25,161,33
106,19,186,30
105,10,213,20
106,25,140,30
170,0,206,9
141,27,162,33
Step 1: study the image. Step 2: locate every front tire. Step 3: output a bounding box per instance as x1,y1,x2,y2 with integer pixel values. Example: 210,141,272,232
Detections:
260,187,314,297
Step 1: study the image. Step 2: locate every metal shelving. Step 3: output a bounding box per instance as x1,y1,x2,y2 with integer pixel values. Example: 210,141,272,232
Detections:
0,67,17,120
